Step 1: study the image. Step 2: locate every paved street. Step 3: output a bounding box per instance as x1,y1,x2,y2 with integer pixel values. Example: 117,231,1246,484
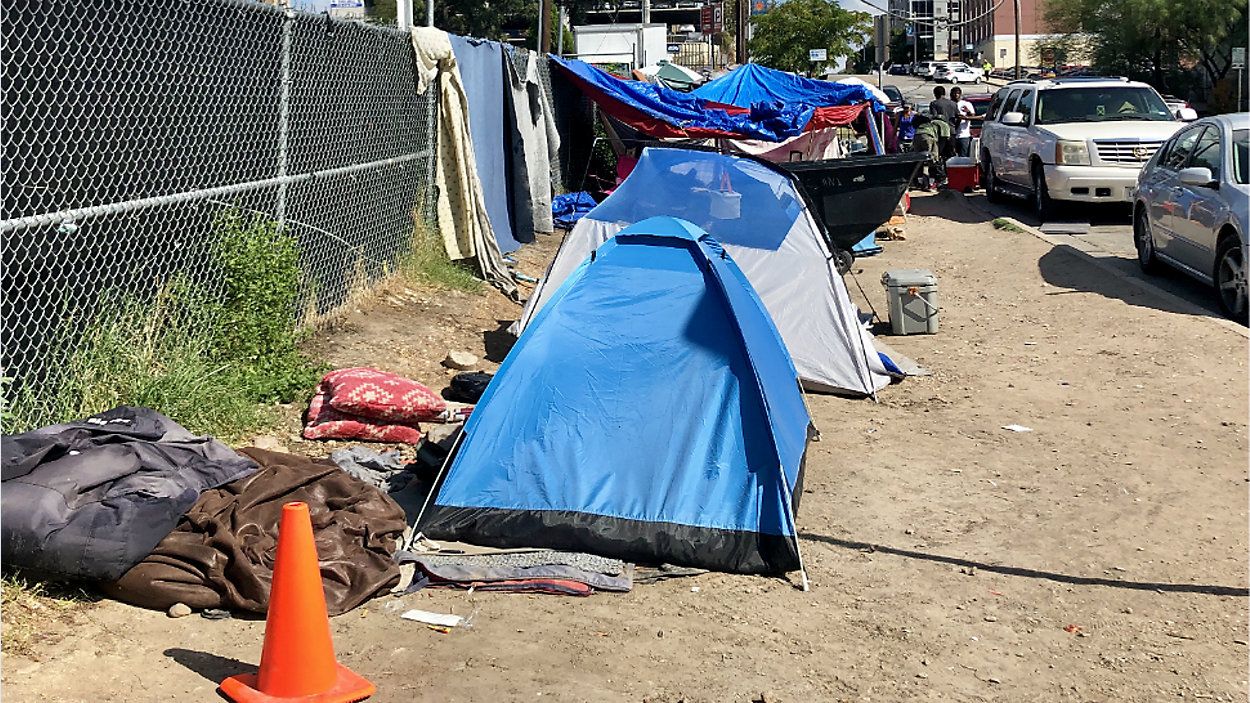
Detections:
849,72,1227,319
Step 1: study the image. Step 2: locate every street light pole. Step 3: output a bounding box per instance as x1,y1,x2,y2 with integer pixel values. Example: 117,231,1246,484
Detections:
1013,0,1021,79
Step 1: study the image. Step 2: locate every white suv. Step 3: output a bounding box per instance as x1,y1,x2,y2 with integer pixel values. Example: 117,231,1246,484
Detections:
933,62,984,84
979,77,1196,219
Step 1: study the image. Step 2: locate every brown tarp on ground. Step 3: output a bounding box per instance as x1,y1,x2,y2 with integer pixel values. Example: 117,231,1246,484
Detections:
102,448,406,616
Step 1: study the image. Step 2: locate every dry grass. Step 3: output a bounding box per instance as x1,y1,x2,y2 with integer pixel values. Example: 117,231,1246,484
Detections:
1,574,95,657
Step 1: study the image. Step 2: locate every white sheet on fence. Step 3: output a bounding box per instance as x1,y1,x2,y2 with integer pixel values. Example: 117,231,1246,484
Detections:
504,48,559,236
410,27,517,300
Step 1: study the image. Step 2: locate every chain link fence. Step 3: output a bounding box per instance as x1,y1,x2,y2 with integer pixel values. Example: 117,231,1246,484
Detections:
2,0,440,424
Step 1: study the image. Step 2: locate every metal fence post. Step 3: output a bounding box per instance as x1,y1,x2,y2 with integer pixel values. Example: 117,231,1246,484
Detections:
277,3,293,226
398,0,413,30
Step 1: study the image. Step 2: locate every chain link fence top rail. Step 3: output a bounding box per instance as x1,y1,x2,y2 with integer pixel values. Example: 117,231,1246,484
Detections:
2,0,439,422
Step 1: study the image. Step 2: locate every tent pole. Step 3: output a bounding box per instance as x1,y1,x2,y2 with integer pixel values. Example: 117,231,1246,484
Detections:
777,465,810,592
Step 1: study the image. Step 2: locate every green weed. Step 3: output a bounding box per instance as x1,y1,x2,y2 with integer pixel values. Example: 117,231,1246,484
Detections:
1,574,93,657
3,209,321,439
396,217,483,293
993,217,1028,234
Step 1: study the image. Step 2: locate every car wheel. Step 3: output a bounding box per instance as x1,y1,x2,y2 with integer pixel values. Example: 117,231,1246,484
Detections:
1031,163,1054,221
1215,235,1248,322
983,155,1004,203
950,76,959,84
1134,206,1160,274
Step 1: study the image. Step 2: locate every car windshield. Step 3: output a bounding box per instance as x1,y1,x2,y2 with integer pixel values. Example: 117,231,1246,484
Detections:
884,86,903,102
1234,129,1249,185
1035,87,1174,124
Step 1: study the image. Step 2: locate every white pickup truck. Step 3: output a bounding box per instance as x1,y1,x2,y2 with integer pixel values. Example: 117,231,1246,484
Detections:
979,77,1197,219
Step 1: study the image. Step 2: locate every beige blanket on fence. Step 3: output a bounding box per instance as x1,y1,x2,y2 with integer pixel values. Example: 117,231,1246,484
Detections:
410,27,517,300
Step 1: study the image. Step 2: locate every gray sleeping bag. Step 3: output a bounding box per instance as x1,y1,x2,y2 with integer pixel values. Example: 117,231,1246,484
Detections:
1,406,257,581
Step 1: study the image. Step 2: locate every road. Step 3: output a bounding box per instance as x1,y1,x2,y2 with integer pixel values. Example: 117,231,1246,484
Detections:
850,72,1227,318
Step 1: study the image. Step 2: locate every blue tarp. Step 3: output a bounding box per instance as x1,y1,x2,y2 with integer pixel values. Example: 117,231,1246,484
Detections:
551,192,597,229
693,62,884,111
450,36,523,253
549,56,820,141
851,231,883,256
419,216,811,574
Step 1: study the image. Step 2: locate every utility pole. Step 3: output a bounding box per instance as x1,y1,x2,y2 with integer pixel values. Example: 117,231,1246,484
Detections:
1013,0,1021,79
736,0,748,64
540,0,554,54
946,0,953,61
915,1,925,63
642,0,651,24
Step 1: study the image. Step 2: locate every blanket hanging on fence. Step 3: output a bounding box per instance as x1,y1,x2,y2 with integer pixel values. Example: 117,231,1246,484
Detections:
450,35,523,253
504,47,559,237
410,27,518,300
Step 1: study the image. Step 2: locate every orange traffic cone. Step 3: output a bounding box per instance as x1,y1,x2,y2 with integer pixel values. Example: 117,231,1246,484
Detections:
219,502,375,703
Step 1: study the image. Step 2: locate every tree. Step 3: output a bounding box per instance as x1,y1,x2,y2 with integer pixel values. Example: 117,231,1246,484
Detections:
888,27,913,65
1044,0,1247,90
748,0,872,73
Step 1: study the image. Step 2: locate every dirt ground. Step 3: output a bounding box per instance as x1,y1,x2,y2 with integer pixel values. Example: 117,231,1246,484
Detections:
5,194,1247,702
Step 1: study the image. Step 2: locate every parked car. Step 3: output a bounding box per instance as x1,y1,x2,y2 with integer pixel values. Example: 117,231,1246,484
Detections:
979,77,1197,219
1133,114,1249,320
966,93,994,138
914,61,938,79
933,62,984,84
1160,94,1197,121
882,84,904,109
888,64,911,75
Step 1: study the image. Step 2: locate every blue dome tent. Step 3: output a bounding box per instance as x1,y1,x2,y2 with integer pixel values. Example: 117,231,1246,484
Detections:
416,216,814,577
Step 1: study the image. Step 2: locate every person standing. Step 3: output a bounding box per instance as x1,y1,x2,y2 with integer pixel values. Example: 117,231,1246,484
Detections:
911,114,951,190
896,104,917,150
929,86,960,160
951,86,979,157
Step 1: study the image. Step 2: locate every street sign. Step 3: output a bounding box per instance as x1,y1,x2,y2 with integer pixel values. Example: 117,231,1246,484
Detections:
905,23,914,37
1233,47,1246,69
874,16,888,63
700,3,723,35
750,0,772,16
667,43,681,54
809,48,827,62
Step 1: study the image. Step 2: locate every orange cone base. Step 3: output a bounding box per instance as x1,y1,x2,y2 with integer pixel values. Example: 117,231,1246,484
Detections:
219,663,376,703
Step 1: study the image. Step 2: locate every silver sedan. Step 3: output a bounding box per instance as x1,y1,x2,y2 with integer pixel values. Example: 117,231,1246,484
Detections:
1133,113,1249,320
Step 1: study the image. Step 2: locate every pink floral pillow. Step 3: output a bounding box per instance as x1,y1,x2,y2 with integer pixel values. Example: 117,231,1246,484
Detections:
321,367,445,423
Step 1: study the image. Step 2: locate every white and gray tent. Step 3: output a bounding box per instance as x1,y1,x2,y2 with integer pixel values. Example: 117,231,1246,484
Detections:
513,146,899,396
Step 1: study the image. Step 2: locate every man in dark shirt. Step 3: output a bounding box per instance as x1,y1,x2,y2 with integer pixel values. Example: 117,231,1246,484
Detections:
928,86,959,160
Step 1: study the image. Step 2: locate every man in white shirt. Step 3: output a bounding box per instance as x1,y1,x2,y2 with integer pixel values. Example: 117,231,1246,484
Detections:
950,87,978,157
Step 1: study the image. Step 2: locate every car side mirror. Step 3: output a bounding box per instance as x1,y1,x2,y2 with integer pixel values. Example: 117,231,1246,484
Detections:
1001,111,1025,125
1178,166,1216,187
1176,107,1198,121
